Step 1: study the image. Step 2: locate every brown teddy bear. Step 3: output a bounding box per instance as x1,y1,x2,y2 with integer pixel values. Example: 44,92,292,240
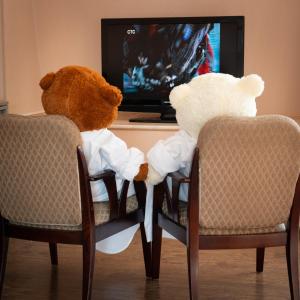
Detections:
40,65,121,132
40,65,148,202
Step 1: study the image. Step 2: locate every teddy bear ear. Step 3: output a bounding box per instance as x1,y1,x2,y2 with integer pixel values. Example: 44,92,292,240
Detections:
169,84,191,109
39,72,56,90
238,74,264,97
99,85,123,107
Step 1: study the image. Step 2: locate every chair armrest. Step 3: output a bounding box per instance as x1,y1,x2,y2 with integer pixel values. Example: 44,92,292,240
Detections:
163,171,190,222
89,169,116,181
167,171,191,183
87,168,119,219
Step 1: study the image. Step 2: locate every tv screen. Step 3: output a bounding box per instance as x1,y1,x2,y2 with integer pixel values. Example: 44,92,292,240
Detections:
101,16,244,121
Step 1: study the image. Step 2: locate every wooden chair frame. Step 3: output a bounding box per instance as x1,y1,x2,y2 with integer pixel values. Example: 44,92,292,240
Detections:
152,147,300,300
0,146,151,300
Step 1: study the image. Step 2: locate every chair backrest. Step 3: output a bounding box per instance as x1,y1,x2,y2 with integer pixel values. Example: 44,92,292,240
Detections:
0,114,82,227
198,115,300,230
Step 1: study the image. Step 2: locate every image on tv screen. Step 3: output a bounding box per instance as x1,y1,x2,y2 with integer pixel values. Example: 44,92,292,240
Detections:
123,23,220,94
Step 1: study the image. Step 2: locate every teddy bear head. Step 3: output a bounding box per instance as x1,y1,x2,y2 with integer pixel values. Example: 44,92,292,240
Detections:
169,73,264,139
40,65,122,131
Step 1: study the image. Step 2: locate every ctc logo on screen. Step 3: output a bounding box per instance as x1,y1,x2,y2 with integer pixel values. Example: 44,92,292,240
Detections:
127,29,136,35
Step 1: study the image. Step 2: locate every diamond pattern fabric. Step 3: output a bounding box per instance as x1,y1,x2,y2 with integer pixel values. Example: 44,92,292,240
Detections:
162,199,286,235
94,195,138,225
11,195,139,230
0,114,82,226
197,115,300,231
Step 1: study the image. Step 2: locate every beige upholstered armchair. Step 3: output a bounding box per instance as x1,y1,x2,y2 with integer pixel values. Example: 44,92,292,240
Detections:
152,115,300,300
0,114,151,300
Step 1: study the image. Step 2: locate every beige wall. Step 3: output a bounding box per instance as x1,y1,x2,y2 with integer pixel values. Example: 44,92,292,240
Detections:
2,0,300,116
0,0,5,104
3,0,41,114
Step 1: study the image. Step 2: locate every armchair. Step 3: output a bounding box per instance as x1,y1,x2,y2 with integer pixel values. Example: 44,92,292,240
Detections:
0,114,151,300
152,115,300,300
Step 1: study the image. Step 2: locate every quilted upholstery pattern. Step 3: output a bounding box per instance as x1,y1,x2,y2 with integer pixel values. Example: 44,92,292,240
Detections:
95,195,139,225
0,115,83,226
11,195,139,230
198,115,300,230
162,200,286,235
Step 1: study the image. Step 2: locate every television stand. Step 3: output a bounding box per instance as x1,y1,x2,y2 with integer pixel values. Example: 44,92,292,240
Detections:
129,112,177,123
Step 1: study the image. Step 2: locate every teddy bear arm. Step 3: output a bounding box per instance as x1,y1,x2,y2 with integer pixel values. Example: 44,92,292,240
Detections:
147,165,165,185
133,163,148,181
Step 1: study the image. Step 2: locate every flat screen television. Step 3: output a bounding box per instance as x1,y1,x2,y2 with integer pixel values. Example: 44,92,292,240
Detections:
101,16,244,122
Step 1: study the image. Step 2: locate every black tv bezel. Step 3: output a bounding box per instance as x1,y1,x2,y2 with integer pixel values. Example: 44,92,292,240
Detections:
101,16,245,114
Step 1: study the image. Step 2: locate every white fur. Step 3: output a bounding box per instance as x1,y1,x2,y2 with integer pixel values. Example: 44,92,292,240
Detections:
169,73,264,139
169,84,191,110
238,74,264,97
147,165,163,186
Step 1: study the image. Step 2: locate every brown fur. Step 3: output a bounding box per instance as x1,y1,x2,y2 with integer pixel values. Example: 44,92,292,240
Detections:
133,163,149,181
40,65,122,131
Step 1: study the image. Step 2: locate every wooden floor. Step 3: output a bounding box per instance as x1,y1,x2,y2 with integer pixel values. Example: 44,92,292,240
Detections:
2,231,296,300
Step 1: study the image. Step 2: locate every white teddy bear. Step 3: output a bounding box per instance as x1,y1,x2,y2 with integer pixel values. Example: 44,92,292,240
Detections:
146,72,265,186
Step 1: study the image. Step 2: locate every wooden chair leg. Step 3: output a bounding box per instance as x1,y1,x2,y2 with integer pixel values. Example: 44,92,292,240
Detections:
187,239,199,300
256,247,265,273
49,243,58,266
0,219,9,297
152,223,162,279
140,222,152,278
82,240,95,300
286,233,299,300
152,182,165,280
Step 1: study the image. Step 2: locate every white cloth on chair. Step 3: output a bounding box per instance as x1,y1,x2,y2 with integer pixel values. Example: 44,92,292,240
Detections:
81,129,145,254
144,130,196,242
144,130,197,242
